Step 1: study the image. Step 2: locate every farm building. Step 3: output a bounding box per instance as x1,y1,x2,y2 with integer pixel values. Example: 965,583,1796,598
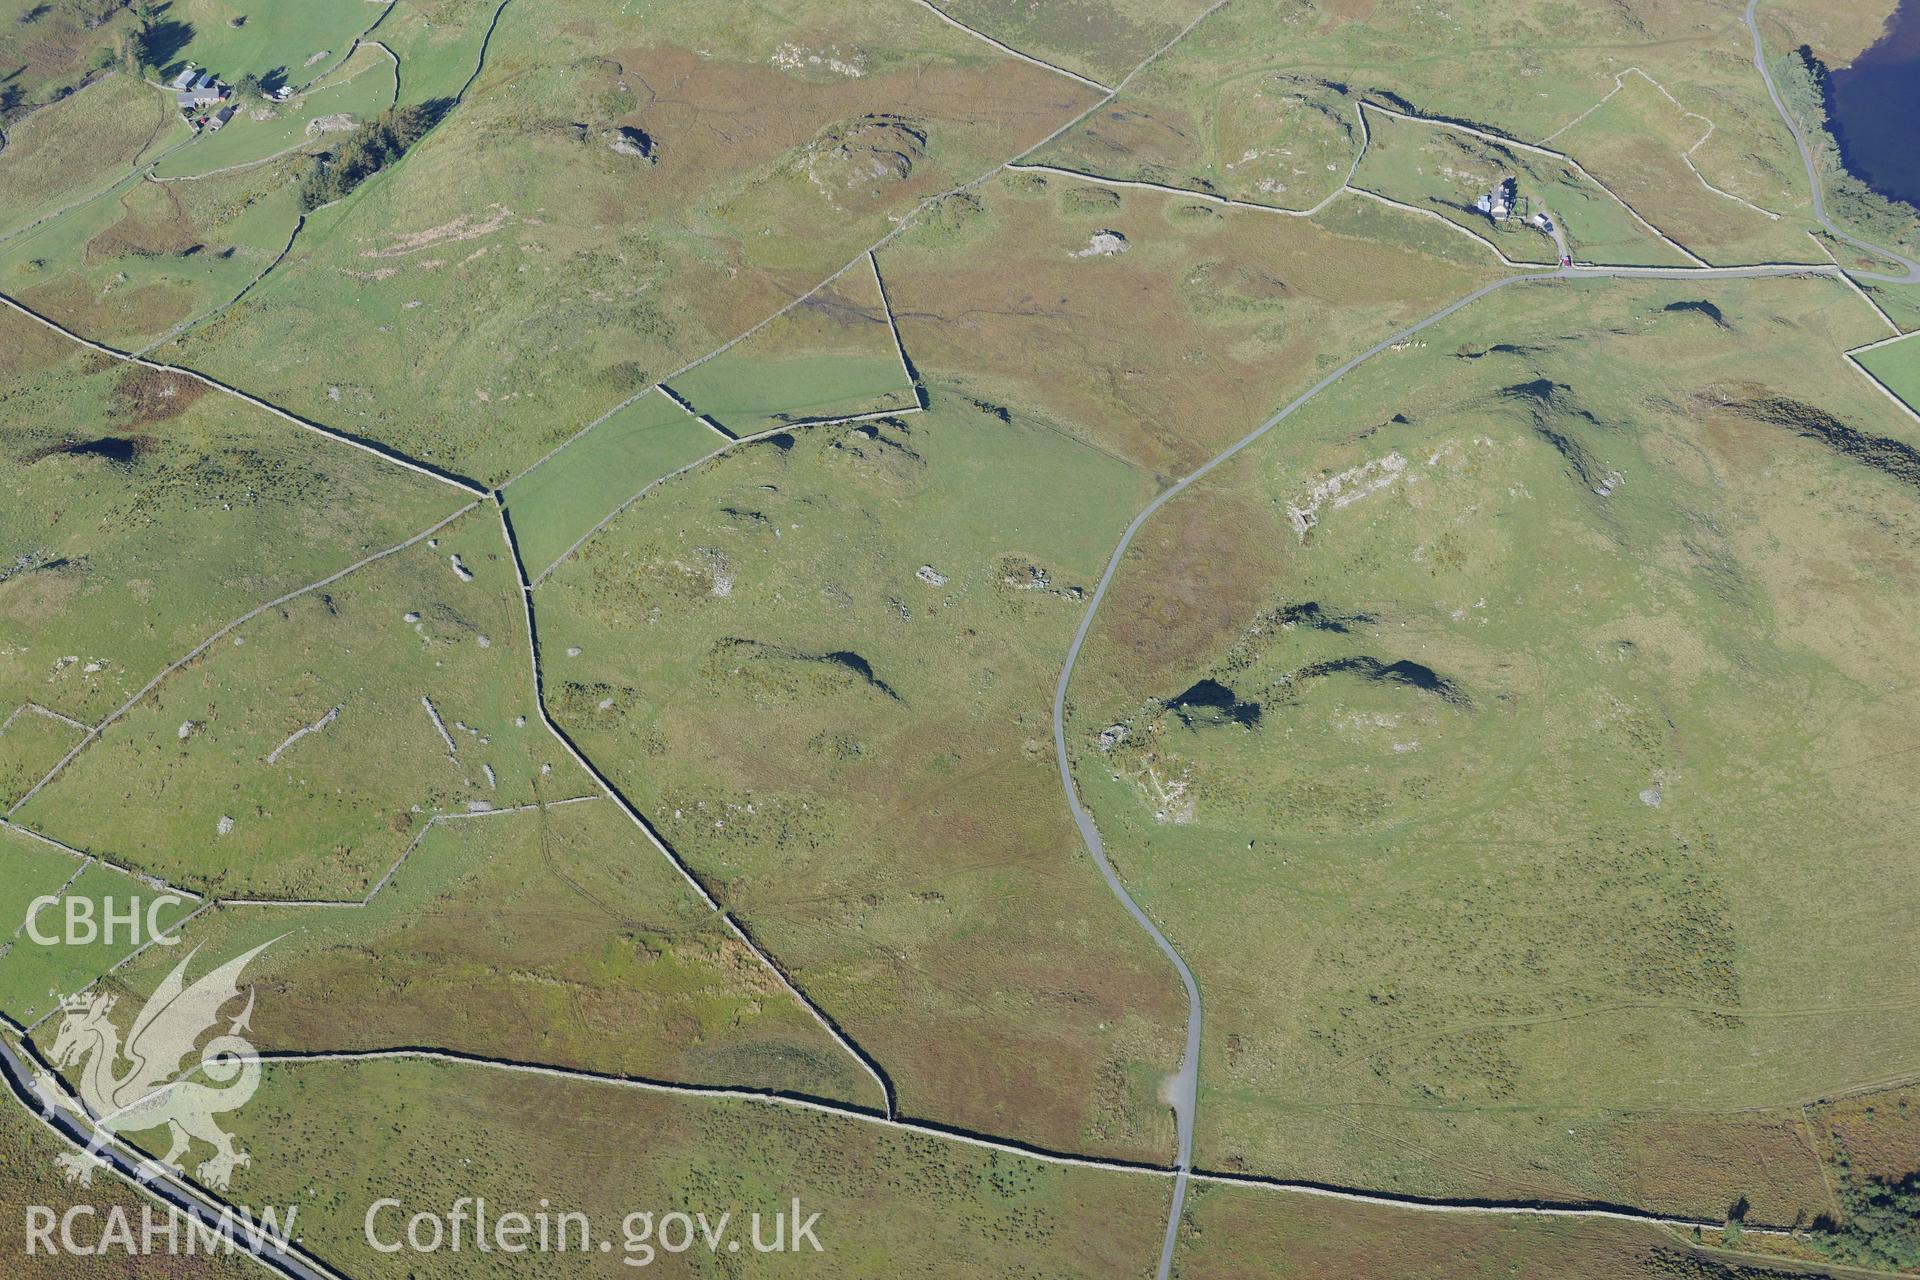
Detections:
177,72,227,111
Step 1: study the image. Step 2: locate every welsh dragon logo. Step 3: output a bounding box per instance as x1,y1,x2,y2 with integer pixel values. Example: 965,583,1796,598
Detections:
44,941,273,1191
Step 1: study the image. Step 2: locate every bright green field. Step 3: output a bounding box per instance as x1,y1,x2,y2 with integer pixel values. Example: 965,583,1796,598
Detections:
151,44,398,180
1857,333,1920,419
0,826,83,963
667,352,917,436
169,0,382,86
15,508,591,899
0,831,200,1027
377,0,512,106
662,260,919,434
502,389,720,578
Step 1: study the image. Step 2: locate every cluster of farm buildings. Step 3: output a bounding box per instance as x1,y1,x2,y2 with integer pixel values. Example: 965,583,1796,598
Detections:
168,64,288,131
169,65,237,130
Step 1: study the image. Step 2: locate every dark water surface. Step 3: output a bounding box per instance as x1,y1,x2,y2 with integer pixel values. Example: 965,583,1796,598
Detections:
1824,0,1920,210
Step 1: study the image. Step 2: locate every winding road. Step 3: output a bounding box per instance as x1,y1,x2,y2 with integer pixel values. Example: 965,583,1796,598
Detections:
6,1,1920,1277
1050,12,1920,1278
0,1031,339,1280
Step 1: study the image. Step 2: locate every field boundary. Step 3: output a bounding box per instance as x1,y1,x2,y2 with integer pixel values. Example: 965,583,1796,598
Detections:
174,1043,1819,1240
1540,66,1782,221
496,501,899,1118
0,703,89,734
493,0,1231,500
1358,100,1710,268
1842,337,1920,426
906,0,1112,92
0,292,486,494
17,5,1920,1280
5,503,477,820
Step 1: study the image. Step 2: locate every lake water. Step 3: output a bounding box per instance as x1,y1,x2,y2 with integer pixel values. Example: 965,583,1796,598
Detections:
1824,0,1920,210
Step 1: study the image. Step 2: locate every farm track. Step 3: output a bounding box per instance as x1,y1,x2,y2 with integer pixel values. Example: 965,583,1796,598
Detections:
7,2,1920,1277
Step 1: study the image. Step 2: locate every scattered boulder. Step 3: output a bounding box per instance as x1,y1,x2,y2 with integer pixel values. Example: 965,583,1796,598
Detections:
1070,229,1129,258
606,125,656,163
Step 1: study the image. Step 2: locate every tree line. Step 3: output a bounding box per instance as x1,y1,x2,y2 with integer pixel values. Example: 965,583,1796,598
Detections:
297,100,450,211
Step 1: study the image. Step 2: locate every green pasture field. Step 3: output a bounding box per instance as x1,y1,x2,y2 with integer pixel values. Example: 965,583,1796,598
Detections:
151,43,398,181
501,389,720,578
665,265,918,435
377,0,512,107
219,1056,1169,1278
5,0,1920,1268
1066,273,1920,1221
155,0,1101,486
673,351,915,433
1351,106,1692,267
0,73,188,242
0,157,307,349
1856,334,1920,419
0,848,200,1027
0,709,82,810
0,825,83,961
107,799,872,1105
533,393,1189,1161
880,170,1498,477
15,507,590,900
0,308,460,727
1553,70,1826,267
166,0,382,87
